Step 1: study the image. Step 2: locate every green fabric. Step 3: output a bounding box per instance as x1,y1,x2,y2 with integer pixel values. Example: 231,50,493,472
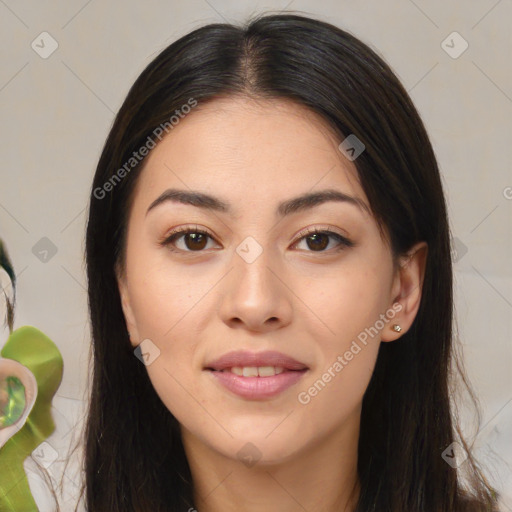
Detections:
0,377,26,428
0,326,63,511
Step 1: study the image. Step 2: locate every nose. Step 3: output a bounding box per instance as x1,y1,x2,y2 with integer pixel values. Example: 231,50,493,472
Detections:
218,246,293,333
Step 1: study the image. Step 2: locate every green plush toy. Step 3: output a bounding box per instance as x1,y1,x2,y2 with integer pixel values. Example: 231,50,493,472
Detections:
0,239,64,511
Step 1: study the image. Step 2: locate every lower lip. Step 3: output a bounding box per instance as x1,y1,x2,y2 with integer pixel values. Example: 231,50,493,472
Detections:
206,369,307,400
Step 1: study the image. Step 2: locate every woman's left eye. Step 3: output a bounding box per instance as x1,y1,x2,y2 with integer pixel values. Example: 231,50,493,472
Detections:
291,227,355,253
159,226,354,253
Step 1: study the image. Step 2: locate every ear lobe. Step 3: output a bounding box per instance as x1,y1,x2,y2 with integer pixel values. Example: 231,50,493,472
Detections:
381,241,428,342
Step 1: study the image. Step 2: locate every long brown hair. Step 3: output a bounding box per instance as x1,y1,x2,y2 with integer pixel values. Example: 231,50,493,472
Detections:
82,12,500,511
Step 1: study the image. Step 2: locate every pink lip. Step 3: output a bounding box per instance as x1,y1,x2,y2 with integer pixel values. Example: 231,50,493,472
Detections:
203,350,309,400
207,369,308,400
204,350,308,371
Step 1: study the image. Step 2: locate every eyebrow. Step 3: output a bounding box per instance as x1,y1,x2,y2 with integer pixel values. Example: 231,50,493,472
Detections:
145,187,370,217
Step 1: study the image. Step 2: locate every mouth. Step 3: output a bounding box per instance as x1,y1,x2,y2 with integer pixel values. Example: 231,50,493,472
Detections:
203,349,309,373
203,350,309,399
205,367,308,400
206,366,307,377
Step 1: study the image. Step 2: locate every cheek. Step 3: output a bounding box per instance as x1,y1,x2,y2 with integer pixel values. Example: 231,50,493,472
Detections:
294,257,391,404
293,340,379,452
143,360,204,440
302,258,393,341
127,257,212,339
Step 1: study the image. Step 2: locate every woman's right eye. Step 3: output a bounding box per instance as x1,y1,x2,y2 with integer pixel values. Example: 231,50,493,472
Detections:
159,227,218,253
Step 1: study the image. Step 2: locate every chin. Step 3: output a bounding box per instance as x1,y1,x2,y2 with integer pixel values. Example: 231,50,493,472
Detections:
217,433,302,467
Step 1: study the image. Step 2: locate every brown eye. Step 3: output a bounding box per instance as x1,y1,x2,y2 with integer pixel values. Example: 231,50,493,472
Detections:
304,233,330,251
181,232,209,251
292,228,354,253
160,227,217,252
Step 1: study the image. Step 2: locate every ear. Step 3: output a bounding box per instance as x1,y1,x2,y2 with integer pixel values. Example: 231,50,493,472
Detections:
381,241,428,342
115,266,140,347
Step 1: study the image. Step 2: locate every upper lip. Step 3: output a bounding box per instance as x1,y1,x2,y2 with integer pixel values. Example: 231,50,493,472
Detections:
204,350,308,371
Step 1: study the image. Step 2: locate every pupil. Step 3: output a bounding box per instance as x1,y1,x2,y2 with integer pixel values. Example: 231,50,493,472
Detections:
307,233,328,251
186,233,207,251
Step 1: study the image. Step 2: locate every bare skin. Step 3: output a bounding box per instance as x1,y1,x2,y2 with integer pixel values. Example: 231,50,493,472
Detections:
116,96,427,512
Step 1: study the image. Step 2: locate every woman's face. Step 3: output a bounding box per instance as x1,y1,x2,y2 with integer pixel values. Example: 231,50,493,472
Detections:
117,96,424,466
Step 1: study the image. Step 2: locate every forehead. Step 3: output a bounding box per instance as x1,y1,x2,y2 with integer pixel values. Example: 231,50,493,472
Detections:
131,96,367,216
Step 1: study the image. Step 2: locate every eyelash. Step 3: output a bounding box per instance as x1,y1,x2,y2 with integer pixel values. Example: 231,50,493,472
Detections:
158,224,355,254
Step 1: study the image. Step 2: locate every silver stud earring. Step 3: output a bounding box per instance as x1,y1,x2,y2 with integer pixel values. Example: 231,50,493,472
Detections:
392,324,402,332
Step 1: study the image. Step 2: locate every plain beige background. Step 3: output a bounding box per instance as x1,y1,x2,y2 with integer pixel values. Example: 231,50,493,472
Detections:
0,0,511,509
